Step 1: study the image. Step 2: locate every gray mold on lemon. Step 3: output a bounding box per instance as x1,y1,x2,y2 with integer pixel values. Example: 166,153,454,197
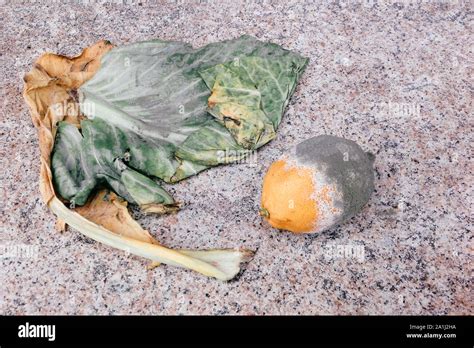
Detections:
295,135,375,224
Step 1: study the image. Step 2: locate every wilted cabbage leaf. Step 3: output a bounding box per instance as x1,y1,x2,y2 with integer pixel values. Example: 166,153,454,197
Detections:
24,36,308,280
52,36,308,211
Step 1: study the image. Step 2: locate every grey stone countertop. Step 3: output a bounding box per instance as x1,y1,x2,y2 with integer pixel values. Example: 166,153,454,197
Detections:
1,0,472,314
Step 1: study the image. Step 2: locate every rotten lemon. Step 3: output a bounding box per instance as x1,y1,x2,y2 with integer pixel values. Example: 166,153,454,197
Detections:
260,135,375,234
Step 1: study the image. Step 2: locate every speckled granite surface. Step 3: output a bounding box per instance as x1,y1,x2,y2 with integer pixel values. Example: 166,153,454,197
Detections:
1,0,472,315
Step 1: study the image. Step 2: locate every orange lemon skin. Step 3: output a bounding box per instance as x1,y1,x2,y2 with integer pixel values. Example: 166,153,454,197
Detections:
260,159,318,233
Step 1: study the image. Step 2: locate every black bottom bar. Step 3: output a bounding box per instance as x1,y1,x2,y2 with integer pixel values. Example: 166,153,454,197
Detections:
1,315,472,346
